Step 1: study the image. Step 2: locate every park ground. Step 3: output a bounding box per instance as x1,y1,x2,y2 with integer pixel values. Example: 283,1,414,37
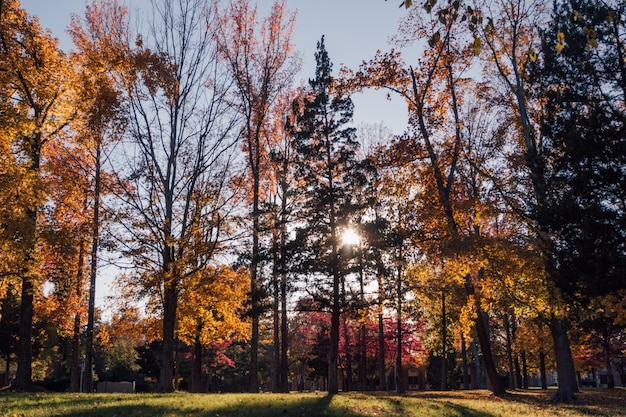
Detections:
1,388,625,417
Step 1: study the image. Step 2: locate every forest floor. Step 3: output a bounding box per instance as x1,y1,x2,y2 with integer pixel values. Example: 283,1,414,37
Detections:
0,388,625,417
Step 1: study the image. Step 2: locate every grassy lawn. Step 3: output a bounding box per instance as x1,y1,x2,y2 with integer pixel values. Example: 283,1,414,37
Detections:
1,389,625,417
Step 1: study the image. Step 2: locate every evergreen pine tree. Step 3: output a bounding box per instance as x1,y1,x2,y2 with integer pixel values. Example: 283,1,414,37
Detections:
290,36,370,395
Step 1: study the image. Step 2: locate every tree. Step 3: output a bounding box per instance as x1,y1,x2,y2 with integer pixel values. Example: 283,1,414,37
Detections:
177,265,249,393
0,0,75,390
214,0,299,392
68,0,130,392
345,0,508,394
538,0,625,304
289,36,372,395
118,0,238,392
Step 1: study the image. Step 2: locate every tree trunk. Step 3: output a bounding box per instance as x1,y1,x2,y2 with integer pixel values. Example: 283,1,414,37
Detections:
539,350,548,389
358,257,367,391
550,316,578,400
158,282,177,392
396,264,405,394
521,350,528,389
603,338,615,389
15,270,34,391
190,328,202,393
249,145,261,393
69,241,86,392
341,274,353,392
378,311,386,391
329,269,340,395
84,144,102,393
465,273,505,395
504,313,515,389
461,333,470,389
440,290,447,391
279,178,289,393
271,236,280,393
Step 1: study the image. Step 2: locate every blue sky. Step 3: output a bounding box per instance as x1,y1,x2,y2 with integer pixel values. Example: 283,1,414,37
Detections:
20,0,410,134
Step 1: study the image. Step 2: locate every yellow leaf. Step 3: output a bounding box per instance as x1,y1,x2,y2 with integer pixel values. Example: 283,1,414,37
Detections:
556,42,564,53
529,48,537,62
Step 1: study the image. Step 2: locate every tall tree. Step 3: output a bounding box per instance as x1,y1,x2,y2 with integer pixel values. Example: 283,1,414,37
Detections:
118,0,237,392
68,0,130,392
345,0,507,394
214,0,299,392
0,0,75,390
290,36,371,395
476,0,593,400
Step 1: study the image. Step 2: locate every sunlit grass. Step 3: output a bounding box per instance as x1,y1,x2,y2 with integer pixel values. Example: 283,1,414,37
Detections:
1,389,624,417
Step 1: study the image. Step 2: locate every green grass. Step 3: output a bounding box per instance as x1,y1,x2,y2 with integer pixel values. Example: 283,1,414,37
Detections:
1,389,625,417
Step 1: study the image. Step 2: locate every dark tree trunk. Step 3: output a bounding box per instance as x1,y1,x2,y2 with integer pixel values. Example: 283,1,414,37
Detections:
461,333,470,389
551,317,578,400
84,144,102,393
521,350,529,389
158,281,177,392
396,264,405,394
190,329,202,393
69,240,86,392
539,350,548,390
271,236,280,393
504,313,515,389
440,290,447,391
465,273,505,395
603,338,615,389
16,264,34,391
378,311,386,390
279,177,289,393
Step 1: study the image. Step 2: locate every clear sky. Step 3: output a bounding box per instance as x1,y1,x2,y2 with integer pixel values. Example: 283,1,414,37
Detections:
19,0,410,134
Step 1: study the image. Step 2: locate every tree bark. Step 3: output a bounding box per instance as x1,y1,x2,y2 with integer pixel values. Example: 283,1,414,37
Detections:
440,290,447,390
158,281,177,392
69,241,86,392
190,327,202,393
84,143,101,393
539,349,548,389
465,273,505,396
396,264,405,394
550,316,578,400
461,333,470,389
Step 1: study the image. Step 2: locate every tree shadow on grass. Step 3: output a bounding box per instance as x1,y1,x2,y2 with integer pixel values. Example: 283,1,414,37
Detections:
22,393,344,417
503,388,626,416
362,392,497,417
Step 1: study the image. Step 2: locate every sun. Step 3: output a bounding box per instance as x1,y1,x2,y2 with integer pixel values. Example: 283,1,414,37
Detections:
341,228,360,246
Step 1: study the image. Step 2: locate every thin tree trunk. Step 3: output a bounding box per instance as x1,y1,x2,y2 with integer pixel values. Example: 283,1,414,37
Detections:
504,313,515,389
358,254,367,391
461,333,470,389
190,323,202,393
440,290,447,391
342,273,353,392
279,177,289,393
16,260,34,391
396,263,405,394
249,142,261,393
69,241,86,392
84,143,102,393
376,255,386,391
604,338,615,389
271,232,280,393
521,350,528,389
539,349,548,389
